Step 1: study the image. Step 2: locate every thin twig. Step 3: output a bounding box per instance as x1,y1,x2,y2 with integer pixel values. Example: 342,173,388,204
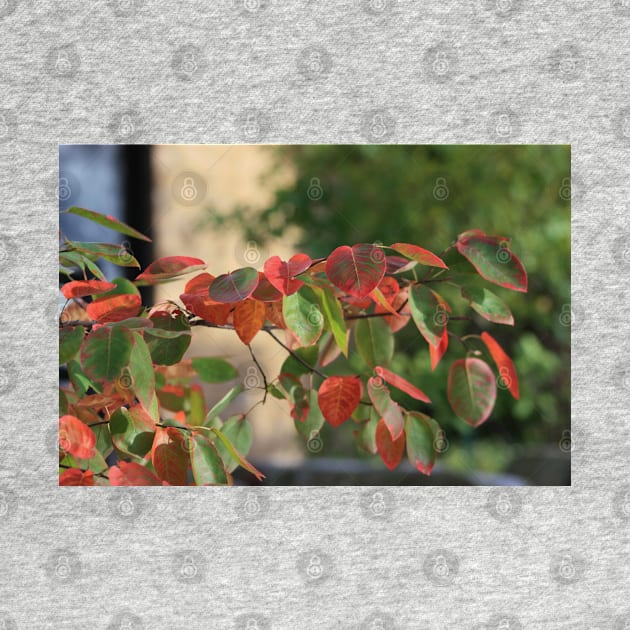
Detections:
247,343,269,404
264,329,327,379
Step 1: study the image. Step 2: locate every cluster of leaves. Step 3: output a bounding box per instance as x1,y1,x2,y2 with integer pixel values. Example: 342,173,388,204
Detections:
59,207,526,486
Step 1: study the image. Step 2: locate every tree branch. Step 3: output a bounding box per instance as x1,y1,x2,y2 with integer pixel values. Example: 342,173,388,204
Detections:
247,343,269,404
264,329,327,380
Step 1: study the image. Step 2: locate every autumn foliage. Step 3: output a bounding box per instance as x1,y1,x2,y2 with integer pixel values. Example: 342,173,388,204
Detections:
59,208,526,485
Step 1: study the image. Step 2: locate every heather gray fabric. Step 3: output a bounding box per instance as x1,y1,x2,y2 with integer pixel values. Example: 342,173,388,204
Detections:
0,1,628,628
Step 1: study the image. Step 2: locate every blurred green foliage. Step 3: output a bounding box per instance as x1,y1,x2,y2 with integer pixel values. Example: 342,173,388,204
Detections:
204,145,570,472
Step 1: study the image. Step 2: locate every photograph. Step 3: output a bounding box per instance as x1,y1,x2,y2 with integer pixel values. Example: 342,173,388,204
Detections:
58,144,571,486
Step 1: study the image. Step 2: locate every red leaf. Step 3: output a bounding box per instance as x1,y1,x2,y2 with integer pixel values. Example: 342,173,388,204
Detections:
263,254,312,296
375,418,405,470
109,461,165,486
480,332,520,399
326,244,386,298
317,375,363,427
59,468,95,486
367,377,404,440
151,427,189,486
252,272,283,302
208,267,259,303
180,273,232,324
59,415,97,460
390,243,448,269
429,327,449,370
61,280,117,299
265,302,286,329
86,294,142,323
136,256,206,284
447,358,497,427
374,366,431,403
456,233,527,292
374,287,410,333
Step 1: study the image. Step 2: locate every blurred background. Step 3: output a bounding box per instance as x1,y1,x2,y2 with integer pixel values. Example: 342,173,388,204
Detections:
59,144,571,485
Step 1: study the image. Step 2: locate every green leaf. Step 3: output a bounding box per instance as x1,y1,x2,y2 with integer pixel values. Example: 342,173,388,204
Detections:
80,326,134,383
408,284,449,348
127,332,155,409
67,359,97,396
313,285,348,356
211,416,253,472
61,450,108,474
456,233,527,292
93,423,114,459
204,385,244,425
282,286,324,346
59,325,85,365
405,411,440,475
294,390,325,441
367,376,404,440
280,345,319,378
208,266,259,303
447,358,497,427
64,241,140,268
354,316,394,368
191,434,229,485
356,414,379,455
110,406,156,458
95,277,140,297
210,426,263,480
461,286,514,326
145,328,191,366
192,357,238,383
64,206,151,242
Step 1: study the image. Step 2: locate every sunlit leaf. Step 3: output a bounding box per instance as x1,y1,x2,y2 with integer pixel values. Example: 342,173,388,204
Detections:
405,411,440,475
152,427,189,486
136,256,206,284
317,375,363,427
59,325,85,365
312,285,348,356
374,365,431,403
367,377,404,440
233,298,266,344
282,286,324,347
86,294,142,323
355,317,394,368
325,243,386,298
480,331,519,399
191,357,238,383
190,434,230,485
461,286,514,326
208,267,259,303
110,405,156,458
408,284,450,348
80,326,134,383
375,418,405,470
59,415,97,460
64,206,151,242
109,461,164,486
61,280,117,299
263,253,312,296
390,243,448,268
59,468,95,486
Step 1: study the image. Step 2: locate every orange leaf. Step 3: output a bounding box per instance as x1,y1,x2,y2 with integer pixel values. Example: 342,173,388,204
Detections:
480,332,519,399
109,461,165,486
61,280,117,299
263,253,312,296
136,256,206,284
375,418,405,470
59,468,95,486
86,294,142,323
429,327,449,370
317,375,363,427
233,298,266,344
374,366,431,403
59,415,97,460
